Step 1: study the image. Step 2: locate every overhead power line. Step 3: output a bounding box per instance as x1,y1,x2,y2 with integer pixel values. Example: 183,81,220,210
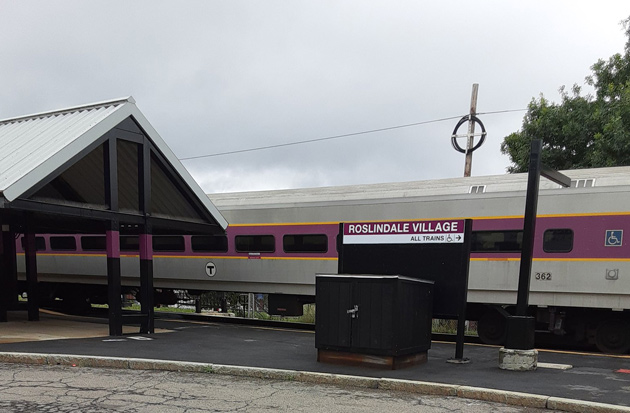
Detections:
179,108,526,161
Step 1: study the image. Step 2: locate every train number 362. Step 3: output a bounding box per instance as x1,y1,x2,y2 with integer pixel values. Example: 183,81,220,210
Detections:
535,272,552,281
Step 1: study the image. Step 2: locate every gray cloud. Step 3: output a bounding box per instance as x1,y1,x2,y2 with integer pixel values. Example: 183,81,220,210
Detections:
1,1,627,193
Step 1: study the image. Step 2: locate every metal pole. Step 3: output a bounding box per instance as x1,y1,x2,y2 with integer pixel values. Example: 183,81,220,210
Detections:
139,136,154,334
448,219,472,363
107,222,122,336
464,84,479,177
516,140,542,316
1,225,18,322
139,227,154,334
504,140,542,350
24,216,39,321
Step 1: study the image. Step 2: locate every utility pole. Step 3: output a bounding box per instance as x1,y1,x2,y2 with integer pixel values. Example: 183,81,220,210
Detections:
464,84,479,177
450,84,486,176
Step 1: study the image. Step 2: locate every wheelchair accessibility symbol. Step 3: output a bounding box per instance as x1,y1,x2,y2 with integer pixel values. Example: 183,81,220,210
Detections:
605,230,623,247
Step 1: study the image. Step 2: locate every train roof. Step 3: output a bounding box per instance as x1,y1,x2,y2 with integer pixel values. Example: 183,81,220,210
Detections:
208,166,630,208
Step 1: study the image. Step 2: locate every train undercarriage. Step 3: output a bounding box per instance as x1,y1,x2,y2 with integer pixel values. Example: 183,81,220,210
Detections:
18,282,630,355
470,303,630,355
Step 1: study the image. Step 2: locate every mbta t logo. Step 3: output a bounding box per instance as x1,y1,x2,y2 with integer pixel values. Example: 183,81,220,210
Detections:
205,262,216,277
605,230,623,247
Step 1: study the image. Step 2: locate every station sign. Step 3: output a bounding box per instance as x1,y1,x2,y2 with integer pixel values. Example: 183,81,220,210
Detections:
343,220,465,245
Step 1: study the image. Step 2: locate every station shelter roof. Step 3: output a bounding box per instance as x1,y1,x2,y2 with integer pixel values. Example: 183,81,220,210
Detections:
0,97,228,235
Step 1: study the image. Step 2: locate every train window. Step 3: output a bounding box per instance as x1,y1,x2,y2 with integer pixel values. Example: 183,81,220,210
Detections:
50,236,77,251
235,235,275,253
20,236,46,251
191,235,228,252
469,185,486,194
471,230,523,252
543,229,573,253
120,236,139,252
153,236,185,252
571,179,595,188
81,236,106,251
283,234,328,253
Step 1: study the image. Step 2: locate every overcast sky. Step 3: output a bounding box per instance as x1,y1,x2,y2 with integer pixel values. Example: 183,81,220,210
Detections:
1,1,629,193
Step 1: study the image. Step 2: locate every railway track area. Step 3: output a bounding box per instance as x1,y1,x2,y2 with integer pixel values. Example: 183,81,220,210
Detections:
154,311,612,353
84,307,618,355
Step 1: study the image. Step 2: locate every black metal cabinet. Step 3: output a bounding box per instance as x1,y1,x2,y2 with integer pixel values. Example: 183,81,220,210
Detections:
316,274,434,357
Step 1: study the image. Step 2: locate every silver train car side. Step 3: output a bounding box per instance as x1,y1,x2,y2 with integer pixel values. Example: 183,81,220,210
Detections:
16,166,630,353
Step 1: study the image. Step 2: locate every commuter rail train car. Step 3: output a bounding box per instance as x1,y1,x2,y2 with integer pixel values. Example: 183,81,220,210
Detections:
14,166,630,353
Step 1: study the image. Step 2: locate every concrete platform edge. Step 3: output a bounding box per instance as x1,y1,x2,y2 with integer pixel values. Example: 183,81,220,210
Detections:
0,352,629,413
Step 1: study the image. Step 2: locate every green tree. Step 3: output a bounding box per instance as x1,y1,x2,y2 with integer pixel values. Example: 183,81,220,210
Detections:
501,17,630,172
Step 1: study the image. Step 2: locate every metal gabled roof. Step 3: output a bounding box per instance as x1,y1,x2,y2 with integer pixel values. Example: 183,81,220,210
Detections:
0,97,228,230
0,98,126,200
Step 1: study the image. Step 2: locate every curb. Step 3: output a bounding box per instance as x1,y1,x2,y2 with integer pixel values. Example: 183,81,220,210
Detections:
0,352,628,413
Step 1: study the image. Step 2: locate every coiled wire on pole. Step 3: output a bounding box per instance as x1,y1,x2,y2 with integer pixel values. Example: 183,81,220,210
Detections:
450,115,487,153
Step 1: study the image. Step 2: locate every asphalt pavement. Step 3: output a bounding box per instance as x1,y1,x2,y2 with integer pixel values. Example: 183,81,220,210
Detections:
0,362,556,413
1,311,629,412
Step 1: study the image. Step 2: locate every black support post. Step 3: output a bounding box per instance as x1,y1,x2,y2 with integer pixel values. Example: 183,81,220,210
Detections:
137,135,154,334
24,218,39,321
105,137,118,211
139,227,154,334
105,135,123,336
0,229,6,322
452,219,473,362
516,140,542,316
506,140,542,350
0,226,18,322
106,223,123,336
